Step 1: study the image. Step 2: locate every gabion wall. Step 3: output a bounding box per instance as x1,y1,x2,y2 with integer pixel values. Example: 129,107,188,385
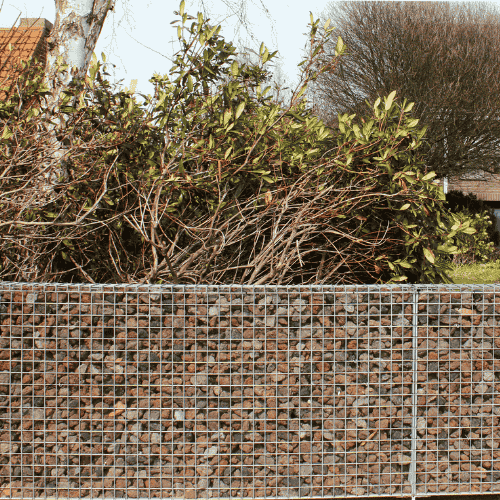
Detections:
1,282,500,500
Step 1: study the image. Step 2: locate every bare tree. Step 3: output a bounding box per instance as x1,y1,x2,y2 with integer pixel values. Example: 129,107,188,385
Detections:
302,1,500,180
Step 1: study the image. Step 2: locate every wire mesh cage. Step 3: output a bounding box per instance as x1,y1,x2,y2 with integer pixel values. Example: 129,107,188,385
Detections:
0,282,499,500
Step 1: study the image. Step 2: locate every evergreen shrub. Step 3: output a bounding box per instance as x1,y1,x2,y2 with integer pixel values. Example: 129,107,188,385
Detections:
441,190,500,265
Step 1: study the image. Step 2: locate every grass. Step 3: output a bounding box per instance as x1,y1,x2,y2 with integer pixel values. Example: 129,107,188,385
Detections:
445,259,500,284
439,248,500,285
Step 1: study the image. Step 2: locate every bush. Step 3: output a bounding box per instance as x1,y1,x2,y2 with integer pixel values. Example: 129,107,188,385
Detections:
441,190,500,265
0,1,479,285
445,190,500,245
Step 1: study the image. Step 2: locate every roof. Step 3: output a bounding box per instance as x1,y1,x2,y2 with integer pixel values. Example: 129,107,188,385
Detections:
0,17,53,101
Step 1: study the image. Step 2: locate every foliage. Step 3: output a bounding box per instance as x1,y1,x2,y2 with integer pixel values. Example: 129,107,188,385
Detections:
445,210,496,266
314,93,477,285
444,189,500,247
0,2,479,286
438,190,500,266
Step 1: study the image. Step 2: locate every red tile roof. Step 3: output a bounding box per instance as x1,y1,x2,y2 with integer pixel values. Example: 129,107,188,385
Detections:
0,18,52,101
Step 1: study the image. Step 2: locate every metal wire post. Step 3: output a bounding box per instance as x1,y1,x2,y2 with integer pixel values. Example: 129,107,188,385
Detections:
409,289,419,500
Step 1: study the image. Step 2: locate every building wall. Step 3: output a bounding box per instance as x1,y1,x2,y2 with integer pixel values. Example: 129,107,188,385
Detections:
433,171,500,203
447,171,500,202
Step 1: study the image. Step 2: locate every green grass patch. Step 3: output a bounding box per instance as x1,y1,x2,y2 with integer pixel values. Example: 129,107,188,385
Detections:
443,258,500,284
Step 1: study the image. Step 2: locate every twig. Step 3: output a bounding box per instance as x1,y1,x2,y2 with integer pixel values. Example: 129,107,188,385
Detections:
296,240,304,267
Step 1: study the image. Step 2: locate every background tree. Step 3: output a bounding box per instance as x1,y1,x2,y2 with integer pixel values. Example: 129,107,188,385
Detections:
302,0,500,180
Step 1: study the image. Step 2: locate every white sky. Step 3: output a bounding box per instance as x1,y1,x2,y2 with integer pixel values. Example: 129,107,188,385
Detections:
2,0,500,109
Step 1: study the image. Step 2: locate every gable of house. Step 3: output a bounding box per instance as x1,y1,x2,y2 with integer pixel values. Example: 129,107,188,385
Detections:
0,18,52,101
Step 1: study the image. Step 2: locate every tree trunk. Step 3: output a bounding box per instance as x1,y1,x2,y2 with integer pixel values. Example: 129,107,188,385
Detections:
33,0,115,206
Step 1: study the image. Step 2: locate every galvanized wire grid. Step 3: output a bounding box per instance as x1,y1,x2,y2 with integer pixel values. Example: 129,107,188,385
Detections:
0,282,499,500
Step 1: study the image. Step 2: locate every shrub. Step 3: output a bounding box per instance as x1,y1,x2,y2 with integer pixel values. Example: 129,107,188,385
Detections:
443,190,500,257
0,2,478,285
442,208,497,266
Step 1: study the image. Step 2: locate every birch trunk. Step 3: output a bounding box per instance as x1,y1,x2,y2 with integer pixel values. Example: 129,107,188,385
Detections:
33,0,115,206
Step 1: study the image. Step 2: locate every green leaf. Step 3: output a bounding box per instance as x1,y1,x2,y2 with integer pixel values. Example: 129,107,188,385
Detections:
179,0,185,16
398,261,412,269
400,203,411,210
296,85,307,100
262,48,270,64
1,126,12,140
312,45,321,58
231,60,239,77
404,102,415,113
206,26,217,41
187,74,193,93
417,124,428,142
385,90,397,111
462,227,476,235
262,176,274,183
335,36,344,56
235,101,245,120
390,275,408,282
437,244,458,253
423,247,435,264
421,171,436,181
403,174,417,184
